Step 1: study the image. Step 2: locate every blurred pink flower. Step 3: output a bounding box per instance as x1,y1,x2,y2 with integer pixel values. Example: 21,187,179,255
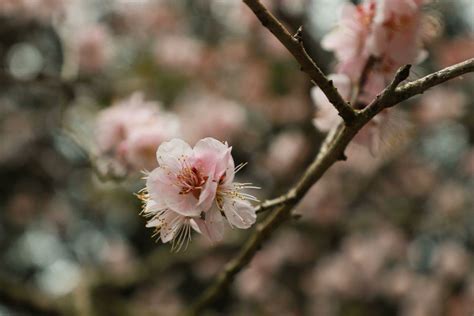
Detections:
311,74,350,131
77,24,112,73
432,242,470,282
0,0,66,21
176,94,247,144
322,0,426,96
95,92,180,172
265,130,309,177
436,37,474,68
416,88,466,125
141,138,257,250
153,35,205,73
311,73,412,155
321,1,376,81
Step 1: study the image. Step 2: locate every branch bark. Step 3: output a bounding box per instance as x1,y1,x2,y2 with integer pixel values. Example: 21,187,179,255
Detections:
242,0,356,123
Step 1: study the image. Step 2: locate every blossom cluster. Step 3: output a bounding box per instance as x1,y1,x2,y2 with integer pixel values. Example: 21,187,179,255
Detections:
139,138,258,251
95,92,180,172
312,0,427,153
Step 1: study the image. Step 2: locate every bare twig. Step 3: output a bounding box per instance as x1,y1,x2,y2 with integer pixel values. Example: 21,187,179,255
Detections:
243,0,356,123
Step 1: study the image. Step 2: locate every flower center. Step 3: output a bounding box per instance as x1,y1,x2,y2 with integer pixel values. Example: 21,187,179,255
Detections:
177,166,208,199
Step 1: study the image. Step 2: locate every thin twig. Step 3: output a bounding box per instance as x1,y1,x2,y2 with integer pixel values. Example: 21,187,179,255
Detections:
242,0,356,123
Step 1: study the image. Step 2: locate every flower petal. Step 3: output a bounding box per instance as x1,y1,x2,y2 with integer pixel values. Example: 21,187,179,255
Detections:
194,208,224,242
197,179,218,211
222,199,256,229
156,138,192,171
160,211,184,243
193,137,232,179
147,167,201,217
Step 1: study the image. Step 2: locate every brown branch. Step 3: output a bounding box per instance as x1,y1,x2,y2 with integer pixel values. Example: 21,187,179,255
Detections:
186,58,474,315
243,0,356,123
392,58,474,105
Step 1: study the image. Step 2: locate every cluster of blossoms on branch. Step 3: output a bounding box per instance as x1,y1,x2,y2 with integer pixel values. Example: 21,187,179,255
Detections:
312,0,428,153
139,138,258,251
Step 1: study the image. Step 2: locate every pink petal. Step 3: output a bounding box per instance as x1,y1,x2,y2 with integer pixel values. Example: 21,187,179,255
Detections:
147,167,201,217
193,137,232,179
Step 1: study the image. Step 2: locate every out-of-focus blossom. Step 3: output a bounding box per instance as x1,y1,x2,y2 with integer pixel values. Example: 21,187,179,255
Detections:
416,88,466,125
265,130,309,177
311,74,413,155
141,138,257,250
237,231,313,300
310,228,405,298
401,277,443,316
321,1,376,83
311,74,350,131
77,24,112,73
153,35,205,74
432,242,470,282
428,182,466,216
113,0,181,36
0,0,66,22
95,92,180,172
176,94,247,145
322,0,427,93
436,37,474,68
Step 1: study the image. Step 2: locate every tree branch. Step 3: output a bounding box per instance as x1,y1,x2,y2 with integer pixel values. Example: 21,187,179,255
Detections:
392,58,474,105
243,0,356,123
186,57,474,316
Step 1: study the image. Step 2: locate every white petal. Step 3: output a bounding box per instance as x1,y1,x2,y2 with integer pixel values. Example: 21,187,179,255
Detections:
156,138,192,171
195,208,224,242
143,200,166,215
194,137,228,154
222,199,256,229
193,138,233,179
160,211,184,243
197,180,218,212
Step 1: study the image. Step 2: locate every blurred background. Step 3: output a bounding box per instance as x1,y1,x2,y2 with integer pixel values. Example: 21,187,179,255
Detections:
0,0,473,315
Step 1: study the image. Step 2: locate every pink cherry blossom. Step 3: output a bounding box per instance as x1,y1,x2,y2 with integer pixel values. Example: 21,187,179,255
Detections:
176,94,247,144
321,1,376,82
153,35,204,73
95,92,180,172
141,138,257,250
322,0,427,95
77,24,112,73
